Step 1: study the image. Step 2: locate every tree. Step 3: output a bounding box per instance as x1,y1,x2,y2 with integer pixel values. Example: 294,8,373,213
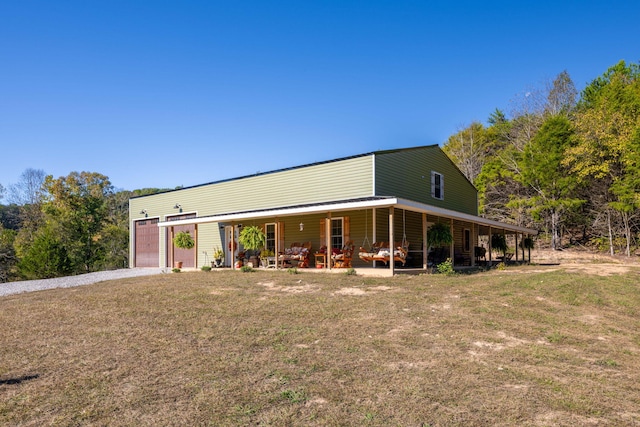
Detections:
8,168,46,206
545,70,578,116
0,225,17,282
18,224,72,279
42,171,114,273
565,61,640,255
517,115,583,249
442,122,491,183
7,168,46,245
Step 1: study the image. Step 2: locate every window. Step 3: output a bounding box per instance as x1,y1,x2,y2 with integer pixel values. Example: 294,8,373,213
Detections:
464,228,471,252
330,218,343,250
265,223,276,252
431,171,444,200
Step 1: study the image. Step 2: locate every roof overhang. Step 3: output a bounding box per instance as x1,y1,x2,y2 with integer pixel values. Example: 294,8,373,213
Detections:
156,196,537,235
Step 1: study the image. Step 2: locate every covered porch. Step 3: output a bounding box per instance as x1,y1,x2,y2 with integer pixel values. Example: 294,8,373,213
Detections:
156,196,537,274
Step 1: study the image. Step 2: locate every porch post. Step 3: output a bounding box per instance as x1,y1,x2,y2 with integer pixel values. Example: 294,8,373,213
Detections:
232,224,236,270
515,232,519,261
372,208,377,268
327,213,332,270
389,207,395,275
422,213,428,270
488,226,493,262
169,226,175,269
274,222,278,269
471,222,476,267
449,218,454,263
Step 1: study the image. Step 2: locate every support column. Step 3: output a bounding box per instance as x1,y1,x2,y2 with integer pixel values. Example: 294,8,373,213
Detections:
232,224,237,270
372,208,377,268
389,207,395,275
488,226,493,262
471,222,476,267
422,213,428,270
449,218,454,263
327,213,332,270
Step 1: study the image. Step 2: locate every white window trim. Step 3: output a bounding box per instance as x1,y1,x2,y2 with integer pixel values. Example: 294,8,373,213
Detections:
265,222,276,252
330,217,344,249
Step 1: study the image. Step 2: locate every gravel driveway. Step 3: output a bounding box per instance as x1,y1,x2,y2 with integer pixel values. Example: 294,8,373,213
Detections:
0,268,165,297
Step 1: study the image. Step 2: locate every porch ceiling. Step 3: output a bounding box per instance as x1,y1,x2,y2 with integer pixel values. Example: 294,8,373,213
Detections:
155,196,538,236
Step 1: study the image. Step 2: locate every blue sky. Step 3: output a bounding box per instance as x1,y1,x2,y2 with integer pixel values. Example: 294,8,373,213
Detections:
1,0,638,193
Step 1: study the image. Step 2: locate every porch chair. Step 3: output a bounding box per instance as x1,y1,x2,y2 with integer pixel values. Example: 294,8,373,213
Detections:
331,241,354,268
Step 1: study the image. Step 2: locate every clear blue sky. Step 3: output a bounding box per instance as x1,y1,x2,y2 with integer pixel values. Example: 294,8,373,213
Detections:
1,0,638,192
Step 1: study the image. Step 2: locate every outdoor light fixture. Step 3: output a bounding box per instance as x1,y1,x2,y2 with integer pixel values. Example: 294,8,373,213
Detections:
299,222,304,231
173,203,182,213
140,209,148,217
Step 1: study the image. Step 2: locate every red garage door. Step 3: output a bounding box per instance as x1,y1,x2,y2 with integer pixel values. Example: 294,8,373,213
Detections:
135,218,159,267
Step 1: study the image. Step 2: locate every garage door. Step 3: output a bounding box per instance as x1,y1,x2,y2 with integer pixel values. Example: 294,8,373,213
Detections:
135,218,160,267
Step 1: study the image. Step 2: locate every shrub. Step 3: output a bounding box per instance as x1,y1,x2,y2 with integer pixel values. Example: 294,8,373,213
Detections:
287,267,299,274
345,268,357,276
436,258,455,275
240,265,253,273
172,268,181,273
201,265,212,272
18,226,72,279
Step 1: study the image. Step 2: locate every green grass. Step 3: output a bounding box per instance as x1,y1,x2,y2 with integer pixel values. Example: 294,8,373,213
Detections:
1,266,640,425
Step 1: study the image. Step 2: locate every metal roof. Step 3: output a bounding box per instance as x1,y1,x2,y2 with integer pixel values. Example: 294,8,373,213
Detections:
131,144,440,199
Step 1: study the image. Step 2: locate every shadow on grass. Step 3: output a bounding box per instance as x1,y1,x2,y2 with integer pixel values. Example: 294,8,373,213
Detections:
0,374,39,385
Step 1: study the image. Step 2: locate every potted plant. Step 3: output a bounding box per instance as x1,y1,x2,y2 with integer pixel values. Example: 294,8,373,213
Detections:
260,249,275,267
173,231,195,268
427,222,453,268
427,222,453,248
238,225,266,267
212,247,224,268
520,236,534,259
491,233,508,257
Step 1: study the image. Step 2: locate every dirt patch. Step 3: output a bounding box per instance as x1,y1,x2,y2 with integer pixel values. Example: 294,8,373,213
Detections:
513,248,640,276
257,280,318,293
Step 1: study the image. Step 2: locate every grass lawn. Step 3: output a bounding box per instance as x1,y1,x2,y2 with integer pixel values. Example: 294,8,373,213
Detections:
1,265,640,426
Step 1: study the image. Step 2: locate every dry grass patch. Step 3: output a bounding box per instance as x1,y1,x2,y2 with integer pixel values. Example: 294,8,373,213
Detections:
1,267,640,426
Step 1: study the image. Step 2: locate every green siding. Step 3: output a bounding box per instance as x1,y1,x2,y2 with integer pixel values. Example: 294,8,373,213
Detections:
374,146,478,215
129,156,373,267
129,145,484,268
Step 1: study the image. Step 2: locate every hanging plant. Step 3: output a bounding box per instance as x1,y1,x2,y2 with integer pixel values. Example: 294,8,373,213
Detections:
427,222,453,248
491,233,508,256
174,231,195,249
520,236,535,250
238,225,266,252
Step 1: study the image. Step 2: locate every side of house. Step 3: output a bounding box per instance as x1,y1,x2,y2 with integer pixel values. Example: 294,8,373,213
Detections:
129,145,536,271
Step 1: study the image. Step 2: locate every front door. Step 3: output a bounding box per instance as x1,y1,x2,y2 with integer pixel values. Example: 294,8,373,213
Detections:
224,226,241,267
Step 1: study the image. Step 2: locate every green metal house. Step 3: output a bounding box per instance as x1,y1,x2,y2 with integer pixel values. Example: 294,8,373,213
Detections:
129,145,537,273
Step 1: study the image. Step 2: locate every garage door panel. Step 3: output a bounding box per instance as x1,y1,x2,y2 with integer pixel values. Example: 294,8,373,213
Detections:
135,218,159,267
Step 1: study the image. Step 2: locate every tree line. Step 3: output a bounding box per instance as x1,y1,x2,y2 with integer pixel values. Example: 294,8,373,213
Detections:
0,170,169,282
1,60,639,281
443,60,640,256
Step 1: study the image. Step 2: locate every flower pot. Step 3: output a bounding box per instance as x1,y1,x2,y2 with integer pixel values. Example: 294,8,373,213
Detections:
175,261,183,268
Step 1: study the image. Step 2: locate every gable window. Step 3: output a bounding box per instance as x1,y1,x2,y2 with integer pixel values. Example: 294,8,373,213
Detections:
431,171,444,200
